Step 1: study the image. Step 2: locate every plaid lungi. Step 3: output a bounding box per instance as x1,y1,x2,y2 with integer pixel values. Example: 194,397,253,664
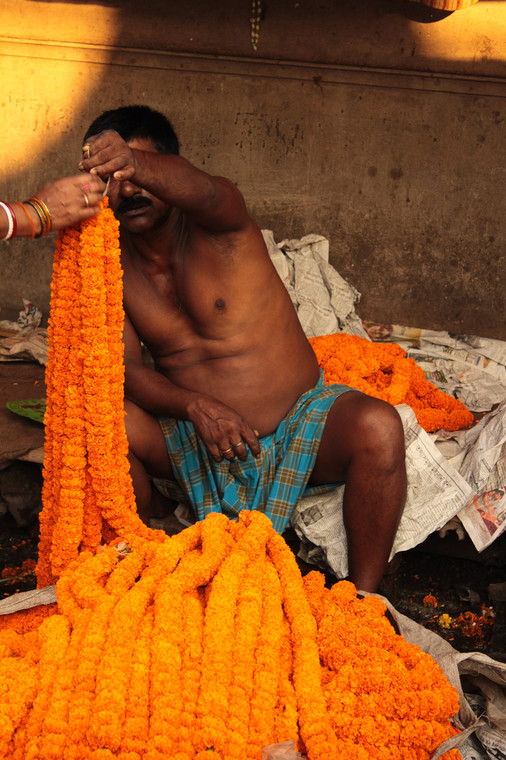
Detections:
155,372,354,534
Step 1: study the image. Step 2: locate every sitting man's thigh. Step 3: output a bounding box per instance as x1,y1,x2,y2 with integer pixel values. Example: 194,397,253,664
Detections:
124,399,174,480
310,391,405,486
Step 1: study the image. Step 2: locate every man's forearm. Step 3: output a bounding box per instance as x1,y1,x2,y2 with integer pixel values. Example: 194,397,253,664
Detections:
124,362,201,420
129,151,218,216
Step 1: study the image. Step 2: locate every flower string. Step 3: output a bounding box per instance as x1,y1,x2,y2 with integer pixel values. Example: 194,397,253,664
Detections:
310,333,474,432
274,615,299,747
36,200,159,588
226,553,265,759
178,589,205,758
21,613,71,759
196,512,272,756
268,531,340,759
121,606,154,758
248,558,283,755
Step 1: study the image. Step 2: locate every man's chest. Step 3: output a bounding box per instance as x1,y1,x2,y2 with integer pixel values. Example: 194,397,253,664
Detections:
122,262,247,359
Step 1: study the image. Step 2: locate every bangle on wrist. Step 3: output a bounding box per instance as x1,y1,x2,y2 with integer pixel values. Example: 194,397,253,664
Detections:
0,201,17,240
25,199,45,238
15,202,36,238
29,197,53,235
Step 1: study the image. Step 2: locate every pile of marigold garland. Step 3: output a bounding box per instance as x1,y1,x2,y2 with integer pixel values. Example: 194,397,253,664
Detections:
309,333,474,433
0,206,463,759
0,511,461,760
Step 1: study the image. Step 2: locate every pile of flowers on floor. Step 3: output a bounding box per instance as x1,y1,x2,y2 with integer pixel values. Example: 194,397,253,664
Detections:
0,511,462,760
0,203,463,759
310,333,474,433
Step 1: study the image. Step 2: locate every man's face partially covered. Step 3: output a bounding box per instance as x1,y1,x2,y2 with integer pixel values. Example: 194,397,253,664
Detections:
107,137,171,234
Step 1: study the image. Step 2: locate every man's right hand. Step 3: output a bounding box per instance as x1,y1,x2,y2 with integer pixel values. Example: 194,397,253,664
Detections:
186,394,261,463
80,130,138,182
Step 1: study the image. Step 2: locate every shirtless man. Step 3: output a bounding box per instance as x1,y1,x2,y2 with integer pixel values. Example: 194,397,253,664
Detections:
81,105,406,592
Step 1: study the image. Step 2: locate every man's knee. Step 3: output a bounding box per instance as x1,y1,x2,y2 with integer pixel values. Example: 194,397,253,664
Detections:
312,392,405,485
124,399,147,451
124,400,166,462
352,396,405,471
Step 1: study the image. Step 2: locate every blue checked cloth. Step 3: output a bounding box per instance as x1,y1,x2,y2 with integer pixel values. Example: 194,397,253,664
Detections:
155,372,353,534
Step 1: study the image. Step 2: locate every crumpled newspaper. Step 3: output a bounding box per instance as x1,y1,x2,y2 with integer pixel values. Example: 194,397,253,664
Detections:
262,230,370,340
0,299,48,365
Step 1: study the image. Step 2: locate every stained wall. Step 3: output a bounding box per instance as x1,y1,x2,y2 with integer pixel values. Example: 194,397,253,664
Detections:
0,0,504,338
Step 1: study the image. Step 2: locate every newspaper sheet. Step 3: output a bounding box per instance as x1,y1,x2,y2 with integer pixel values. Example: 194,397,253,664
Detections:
451,399,506,552
291,404,473,579
0,327,48,365
430,400,506,552
363,322,506,412
362,321,506,553
262,230,370,340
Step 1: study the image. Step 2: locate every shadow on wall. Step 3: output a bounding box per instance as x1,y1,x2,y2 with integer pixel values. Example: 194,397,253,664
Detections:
0,0,504,338
4,0,504,184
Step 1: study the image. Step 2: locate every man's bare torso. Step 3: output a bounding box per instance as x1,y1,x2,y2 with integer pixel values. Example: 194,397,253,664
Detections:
122,215,320,436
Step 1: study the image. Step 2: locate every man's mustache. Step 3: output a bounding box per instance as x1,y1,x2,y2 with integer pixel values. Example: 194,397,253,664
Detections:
116,196,153,214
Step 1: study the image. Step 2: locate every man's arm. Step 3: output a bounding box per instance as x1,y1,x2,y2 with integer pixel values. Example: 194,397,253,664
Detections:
80,130,249,234
123,315,261,462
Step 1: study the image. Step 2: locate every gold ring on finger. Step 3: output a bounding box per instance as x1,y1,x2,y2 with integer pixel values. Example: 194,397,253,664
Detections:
231,441,243,448
221,447,233,455
81,190,89,207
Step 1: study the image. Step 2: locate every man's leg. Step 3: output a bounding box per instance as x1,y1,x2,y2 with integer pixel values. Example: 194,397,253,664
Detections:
309,391,407,593
124,400,175,524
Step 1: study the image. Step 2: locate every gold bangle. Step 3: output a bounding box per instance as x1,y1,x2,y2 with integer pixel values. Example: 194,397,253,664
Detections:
24,200,45,238
29,196,52,233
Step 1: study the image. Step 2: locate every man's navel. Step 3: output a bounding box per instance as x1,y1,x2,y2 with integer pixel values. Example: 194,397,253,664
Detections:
215,298,226,312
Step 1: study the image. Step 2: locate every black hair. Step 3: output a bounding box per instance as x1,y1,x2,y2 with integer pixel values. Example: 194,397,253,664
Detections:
83,105,180,155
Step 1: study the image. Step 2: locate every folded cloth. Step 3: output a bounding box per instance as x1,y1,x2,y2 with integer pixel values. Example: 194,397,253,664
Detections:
154,372,354,533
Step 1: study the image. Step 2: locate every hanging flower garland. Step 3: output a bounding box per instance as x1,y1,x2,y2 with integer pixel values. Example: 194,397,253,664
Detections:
36,199,159,587
309,332,474,433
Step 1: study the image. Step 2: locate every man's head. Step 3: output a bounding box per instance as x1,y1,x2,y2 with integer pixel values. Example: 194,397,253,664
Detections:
83,105,179,155
84,106,179,235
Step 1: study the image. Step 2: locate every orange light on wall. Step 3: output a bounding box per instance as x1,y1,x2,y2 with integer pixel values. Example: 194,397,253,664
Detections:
409,0,479,10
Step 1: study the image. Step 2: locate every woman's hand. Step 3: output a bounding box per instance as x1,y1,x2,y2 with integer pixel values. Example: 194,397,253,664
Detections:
35,172,105,230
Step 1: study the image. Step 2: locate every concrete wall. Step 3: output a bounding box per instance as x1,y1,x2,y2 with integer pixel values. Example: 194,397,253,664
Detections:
0,0,505,338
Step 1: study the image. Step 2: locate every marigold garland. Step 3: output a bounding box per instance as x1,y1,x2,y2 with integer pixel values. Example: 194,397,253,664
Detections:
37,199,160,587
309,333,474,433
0,512,462,760
0,207,463,759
